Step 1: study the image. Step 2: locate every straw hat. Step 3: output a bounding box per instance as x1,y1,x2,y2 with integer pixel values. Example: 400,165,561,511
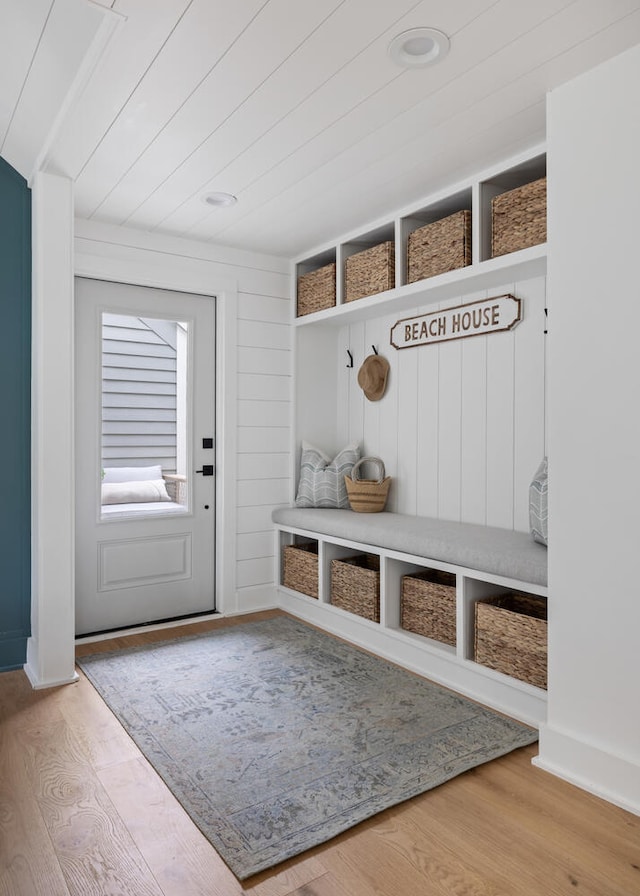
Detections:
357,354,390,401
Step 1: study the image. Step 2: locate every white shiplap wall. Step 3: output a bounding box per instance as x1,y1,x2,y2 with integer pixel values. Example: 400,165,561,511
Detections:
74,219,291,615
331,275,546,532
236,291,291,592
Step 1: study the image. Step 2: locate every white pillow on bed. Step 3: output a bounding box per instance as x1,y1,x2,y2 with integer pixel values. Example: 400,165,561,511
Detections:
102,465,163,483
101,479,171,505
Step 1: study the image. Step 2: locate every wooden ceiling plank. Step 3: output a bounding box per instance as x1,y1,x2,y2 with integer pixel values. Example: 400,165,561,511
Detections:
201,103,546,256
193,0,640,254
49,0,192,182
74,0,343,220
0,0,52,157
120,0,504,230
2,0,106,178
68,0,264,212
116,0,432,230
130,0,572,236
4,0,632,256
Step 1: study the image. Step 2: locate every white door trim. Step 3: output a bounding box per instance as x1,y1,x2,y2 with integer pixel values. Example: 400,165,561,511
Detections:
26,191,237,687
73,264,238,626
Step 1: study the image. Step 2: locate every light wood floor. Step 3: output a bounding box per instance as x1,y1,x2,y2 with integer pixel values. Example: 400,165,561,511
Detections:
1,610,638,896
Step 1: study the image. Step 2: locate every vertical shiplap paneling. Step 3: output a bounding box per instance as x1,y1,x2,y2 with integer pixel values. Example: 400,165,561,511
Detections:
334,275,546,532
347,321,366,448
294,324,339,466
356,319,384,457
394,307,420,515
485,285,516,530
513,276,547,531
335,321,351,448
376,311,400,511
437,309,463,522
415,298,441,518
460,291,489,525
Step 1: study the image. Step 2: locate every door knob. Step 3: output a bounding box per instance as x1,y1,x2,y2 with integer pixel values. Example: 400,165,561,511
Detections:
196,465,214,476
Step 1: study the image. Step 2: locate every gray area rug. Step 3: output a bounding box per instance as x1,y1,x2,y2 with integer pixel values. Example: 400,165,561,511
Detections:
77,616,537,879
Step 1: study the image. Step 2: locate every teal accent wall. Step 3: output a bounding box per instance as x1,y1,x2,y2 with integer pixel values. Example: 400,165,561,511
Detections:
0,157,31,671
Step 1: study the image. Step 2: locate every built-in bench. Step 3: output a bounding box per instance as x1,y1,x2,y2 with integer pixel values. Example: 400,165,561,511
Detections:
272,506,549,724
272,507,547,587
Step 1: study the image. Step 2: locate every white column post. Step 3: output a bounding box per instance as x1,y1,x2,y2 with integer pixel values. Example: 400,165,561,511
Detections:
25,170,78,688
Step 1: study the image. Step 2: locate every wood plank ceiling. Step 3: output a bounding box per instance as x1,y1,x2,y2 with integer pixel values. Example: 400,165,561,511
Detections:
2,0,640,258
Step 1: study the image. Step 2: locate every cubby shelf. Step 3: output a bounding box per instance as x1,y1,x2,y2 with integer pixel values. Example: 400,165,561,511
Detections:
293,145,547,327
283,143,549,727
294,242,546,327
275,525,548,727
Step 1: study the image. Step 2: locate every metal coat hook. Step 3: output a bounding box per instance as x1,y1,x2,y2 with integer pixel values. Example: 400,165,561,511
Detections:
346,349,353,368
371,345,378,354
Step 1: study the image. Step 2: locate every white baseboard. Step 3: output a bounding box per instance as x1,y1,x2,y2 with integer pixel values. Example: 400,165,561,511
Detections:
534,723,640,817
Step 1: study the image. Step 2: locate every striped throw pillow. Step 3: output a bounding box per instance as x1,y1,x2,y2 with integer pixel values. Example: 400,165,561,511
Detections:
529,456,548,546
295,441,360,508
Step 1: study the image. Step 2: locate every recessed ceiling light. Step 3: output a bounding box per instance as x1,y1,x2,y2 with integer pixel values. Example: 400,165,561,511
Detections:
202,191,237,208
388,28,450,68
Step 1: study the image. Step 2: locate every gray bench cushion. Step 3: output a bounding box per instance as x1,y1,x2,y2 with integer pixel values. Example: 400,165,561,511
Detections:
272,507,547,587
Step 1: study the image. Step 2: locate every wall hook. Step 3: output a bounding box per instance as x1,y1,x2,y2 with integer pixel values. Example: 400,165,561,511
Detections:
346,349,353,368
371,345,378,355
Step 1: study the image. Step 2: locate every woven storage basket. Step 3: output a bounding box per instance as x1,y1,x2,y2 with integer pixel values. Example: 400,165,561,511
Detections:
401,569,457,646
475,591,547,689
330,553,380,622
344,457,391,513
491,176,547,258
297,262,336,317
407,210,472,283
345,241,395,302
282,542,319,599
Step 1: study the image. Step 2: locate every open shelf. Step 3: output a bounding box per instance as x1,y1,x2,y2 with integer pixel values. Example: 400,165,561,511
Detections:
282,141,549,728
294,242,546,327
293,145,547,326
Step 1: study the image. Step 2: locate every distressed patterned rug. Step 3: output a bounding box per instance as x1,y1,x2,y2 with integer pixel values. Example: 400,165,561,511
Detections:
77,616,537,879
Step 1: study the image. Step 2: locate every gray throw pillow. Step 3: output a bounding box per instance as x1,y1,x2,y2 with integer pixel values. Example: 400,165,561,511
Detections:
295,441,360,508
529,456,548,546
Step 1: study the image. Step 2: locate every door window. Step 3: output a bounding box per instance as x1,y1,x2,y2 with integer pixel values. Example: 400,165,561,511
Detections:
100,313,190,519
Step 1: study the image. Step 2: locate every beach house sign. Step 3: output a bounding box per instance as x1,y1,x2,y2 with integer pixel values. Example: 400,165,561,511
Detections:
390,294,522,350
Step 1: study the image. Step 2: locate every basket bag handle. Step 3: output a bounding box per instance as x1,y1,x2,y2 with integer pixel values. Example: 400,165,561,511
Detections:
350,456,386,483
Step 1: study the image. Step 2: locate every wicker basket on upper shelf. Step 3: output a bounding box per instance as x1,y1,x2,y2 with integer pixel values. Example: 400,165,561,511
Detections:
296,262,336,317
407,210,472,283
345,241,395,303
491,176,547,258
474,591,547,689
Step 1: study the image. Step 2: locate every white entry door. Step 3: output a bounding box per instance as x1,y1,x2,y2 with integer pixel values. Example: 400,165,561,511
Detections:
75,278,216,635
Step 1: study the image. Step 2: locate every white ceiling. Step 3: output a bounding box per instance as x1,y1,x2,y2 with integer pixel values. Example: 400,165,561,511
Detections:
3,0,640,259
